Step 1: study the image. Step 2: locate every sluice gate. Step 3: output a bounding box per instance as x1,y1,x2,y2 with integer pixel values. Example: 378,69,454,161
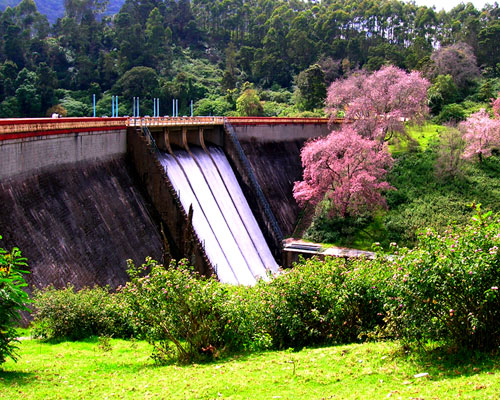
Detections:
151,123,279,284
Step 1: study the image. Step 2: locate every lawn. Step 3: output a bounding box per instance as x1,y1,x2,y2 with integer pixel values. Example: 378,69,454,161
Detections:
1,338,499,399
389,123,443,154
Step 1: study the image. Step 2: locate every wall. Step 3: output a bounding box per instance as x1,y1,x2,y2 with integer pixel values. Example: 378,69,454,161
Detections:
0,129,126,180
0,118,163,295
231,121,330,142
0,157,163,292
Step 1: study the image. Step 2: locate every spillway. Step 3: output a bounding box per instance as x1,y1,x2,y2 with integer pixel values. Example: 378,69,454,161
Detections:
158,146,278,285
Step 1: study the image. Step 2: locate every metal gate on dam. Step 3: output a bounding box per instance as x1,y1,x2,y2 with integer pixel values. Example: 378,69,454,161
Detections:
0,116,332,290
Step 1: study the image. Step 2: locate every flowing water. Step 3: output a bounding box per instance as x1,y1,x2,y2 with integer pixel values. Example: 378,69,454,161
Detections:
158,146,278,285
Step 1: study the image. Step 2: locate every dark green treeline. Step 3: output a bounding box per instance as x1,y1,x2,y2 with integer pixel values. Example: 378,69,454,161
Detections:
0,0,498,117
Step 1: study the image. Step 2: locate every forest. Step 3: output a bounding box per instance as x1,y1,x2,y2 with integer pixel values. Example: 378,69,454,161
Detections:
0,0,498,118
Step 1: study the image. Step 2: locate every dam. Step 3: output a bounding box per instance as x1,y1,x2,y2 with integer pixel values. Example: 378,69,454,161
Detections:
0,116,331,290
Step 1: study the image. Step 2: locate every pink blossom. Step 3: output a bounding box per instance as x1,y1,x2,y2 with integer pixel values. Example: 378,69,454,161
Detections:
492,92,500,118
293,126,394,217
461,109,500,162
326,65,430,141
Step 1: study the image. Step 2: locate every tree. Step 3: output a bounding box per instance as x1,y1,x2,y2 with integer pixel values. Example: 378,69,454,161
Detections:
15,68,41,117
430,42,480,89
427,74,459,115
477,21,500,71
236,82,263,116
0,235,30,365
326,65,430,141
295,64,326,111
293,126,394,218
460,109,500,162
113,66,158,100
434,127,465,181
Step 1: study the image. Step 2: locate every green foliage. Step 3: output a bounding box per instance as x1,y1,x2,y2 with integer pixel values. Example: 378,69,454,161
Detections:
295,64,326,111
0,235,30,365
384,205,500,351
121,256,387,361
32,285,134,340
194,96,232,116
383,148,500,246
428,74,459,114
236,82,263,116
0,0,498,118
308,123,500,250
435,103,466,123
121,257,259,364
59,93,90,117
304,213,373,247
257,256,386,349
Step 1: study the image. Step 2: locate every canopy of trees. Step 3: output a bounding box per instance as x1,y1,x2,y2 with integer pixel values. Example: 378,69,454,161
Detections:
0,0,498,117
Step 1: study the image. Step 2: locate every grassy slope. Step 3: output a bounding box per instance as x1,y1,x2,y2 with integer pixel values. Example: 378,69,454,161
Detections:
1,338,499,399
304,123,500,250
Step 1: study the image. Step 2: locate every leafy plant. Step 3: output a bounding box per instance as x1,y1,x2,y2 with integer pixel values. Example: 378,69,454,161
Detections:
32,285,134,340
0,235,30,364
256,256,387,349
121,258,258,364
384,205,500,351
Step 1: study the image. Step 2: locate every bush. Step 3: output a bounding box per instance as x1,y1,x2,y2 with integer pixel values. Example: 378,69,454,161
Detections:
32,285,134,340
0,236,30,364
257,256,386,349
121,256,387,361
435,103,466,123
304,213,373,246
385,205,500,351
121,258,261,363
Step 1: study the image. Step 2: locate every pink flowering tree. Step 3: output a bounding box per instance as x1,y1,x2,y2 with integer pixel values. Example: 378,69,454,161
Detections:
293,126,394,218
461,108,500,162
326,65,430,141
492,92,500,118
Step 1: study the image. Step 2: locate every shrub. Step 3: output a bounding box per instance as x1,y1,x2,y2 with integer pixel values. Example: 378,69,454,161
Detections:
385,205,500,351
121,258,261,364
32,285,134,340
257,256,387,349
435,103,465,123
0,236,30,364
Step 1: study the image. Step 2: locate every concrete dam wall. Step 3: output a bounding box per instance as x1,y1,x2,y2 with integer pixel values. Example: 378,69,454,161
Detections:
0,117,331,291
0,119,163,292
0,158,163,291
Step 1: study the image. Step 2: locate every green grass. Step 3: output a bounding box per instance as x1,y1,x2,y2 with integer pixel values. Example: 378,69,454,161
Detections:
1,338,499,399
389,123,443,154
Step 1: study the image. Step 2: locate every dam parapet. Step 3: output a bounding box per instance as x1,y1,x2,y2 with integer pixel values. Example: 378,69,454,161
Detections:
0,117,127,180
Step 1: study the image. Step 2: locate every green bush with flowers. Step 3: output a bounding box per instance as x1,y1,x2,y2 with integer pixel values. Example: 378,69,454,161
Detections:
30,206,500,361
32,285,134,340
120,257,264,363
0,235,30,365
384,204,500,350
255,256,387,349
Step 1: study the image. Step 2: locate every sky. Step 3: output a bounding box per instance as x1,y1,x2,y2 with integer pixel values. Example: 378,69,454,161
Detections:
410,0,494,11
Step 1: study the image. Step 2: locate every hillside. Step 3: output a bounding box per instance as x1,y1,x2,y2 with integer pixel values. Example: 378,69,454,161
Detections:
0,0,125,23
